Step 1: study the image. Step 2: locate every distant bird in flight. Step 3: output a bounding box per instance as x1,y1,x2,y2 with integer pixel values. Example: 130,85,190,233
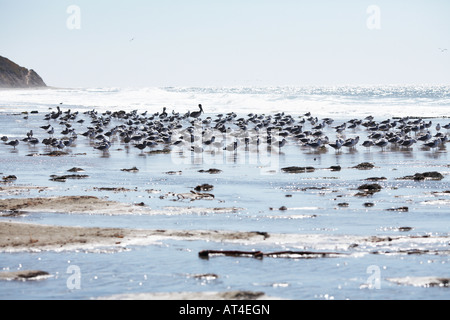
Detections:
438,48,448,52
130,37,135,42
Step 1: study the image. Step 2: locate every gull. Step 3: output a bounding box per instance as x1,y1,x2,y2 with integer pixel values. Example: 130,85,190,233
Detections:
342,136,360,149
424,139,441,150
375,139,389,151
28,138,40,147
417,132,432,142
306,139,323,150
362,140,375,150
95,140,111,152
400,138,416,149
6,139,19,149
329,139,343,152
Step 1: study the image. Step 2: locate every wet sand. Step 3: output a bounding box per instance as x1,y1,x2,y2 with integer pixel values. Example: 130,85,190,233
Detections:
0,220,271,252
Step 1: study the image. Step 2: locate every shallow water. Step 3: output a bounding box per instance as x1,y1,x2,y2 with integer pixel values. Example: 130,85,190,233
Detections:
0,93,450,300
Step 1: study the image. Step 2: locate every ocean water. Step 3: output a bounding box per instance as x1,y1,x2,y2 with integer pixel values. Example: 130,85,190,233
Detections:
1,85,450,118
0,86,449,300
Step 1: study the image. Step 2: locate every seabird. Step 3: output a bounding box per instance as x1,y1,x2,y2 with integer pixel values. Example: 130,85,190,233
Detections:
362,140,375,150
6,139,19,149
424,139,441,150
375,139,389,151
306,139,323,150
329,139,343,152
190,104,204,119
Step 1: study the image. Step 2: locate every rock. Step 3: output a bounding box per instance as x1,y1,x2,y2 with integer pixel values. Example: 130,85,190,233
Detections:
165,171,182,175
386,207,409,212
0,56,46,88
398,172,444,181
50,174,89,182
67,167,85,172
121,167,139,173
43,151,69,157
387,277,450,288
191,273,219,280
194,184,214,192
2,175,17,182
281,166,315,173
176,191,215,201
365,177,387,182
353,162,375,170
0,270,50,281
358,184,382,192
329,166,341,172
337,203,349,207
199,249,346,259
198,168,222,174
355,184,383,196
279,206,288,211
398,227,414,232
364,202,375,207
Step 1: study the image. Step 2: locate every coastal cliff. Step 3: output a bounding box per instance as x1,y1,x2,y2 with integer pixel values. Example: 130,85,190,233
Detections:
0,56,46,88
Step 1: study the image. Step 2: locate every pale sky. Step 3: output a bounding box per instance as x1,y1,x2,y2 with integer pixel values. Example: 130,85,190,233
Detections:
1,0,449,88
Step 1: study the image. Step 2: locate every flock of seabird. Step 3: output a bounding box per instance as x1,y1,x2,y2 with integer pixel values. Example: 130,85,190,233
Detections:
1,104,449,155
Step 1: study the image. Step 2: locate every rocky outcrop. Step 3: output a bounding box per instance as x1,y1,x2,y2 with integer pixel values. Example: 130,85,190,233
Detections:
0,56,46,88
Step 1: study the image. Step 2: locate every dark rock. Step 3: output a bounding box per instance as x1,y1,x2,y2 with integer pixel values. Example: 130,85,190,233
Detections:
0,56,46,88
386,207,409,212
329,166,341,172
364,202,375,207
198,168,222,174
281,166,315,173
0,270,50,281
67,167,85,172
194,184,214,192
50,174,89,182
44,151,69,157
398,172,444,181
191,273,219,280
121,167,139,172
355,184,383,196
2,175,17,182
337,203,349,207
358,184,382,192
353,162,375,170
165,171,182,175
365,177,387,182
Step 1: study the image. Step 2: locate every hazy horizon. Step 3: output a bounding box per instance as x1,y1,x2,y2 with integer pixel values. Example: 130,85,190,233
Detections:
1,0,449,88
